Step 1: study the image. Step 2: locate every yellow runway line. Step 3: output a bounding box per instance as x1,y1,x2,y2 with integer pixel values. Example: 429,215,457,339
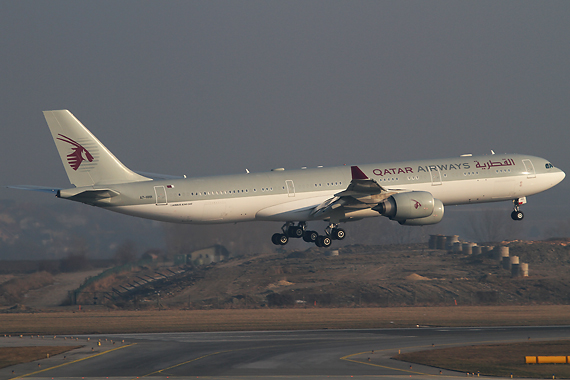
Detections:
10,343,137,379
137,340,321,378
340,351,437,376
138,350,231,378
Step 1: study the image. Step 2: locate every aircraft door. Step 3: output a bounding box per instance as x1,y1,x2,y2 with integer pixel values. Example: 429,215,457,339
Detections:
154,186,167,205
430,167,442,185
522,159,536,179
285,180,295,197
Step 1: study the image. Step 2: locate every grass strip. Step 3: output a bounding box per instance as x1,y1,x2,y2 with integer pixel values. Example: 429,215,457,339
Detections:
0,346,81,369
394,340,570,378
2,305,570,335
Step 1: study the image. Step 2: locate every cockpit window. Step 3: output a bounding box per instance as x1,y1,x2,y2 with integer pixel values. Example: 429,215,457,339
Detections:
545,163,554,169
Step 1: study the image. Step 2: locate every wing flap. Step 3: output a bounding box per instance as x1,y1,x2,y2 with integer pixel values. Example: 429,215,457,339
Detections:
310,166,392,219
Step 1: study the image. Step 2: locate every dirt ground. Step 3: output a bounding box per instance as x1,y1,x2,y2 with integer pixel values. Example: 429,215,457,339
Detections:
3,239,570,311
21,269,106,308
393,340,570,378
2,305,570,335
65,240,570,310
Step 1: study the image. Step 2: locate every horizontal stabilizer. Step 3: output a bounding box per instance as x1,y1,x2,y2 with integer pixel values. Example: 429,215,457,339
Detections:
57,188,120,205
135,171,186,180
7,185,61,194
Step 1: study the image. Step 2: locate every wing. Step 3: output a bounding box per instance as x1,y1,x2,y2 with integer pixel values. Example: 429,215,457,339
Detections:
310,166,395,219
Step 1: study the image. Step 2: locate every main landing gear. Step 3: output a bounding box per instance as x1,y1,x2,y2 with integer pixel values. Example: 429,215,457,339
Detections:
511,198,525,221
271,222,346,248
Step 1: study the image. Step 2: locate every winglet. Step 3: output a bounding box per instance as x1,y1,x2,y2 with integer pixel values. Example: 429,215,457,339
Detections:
351,166,369,180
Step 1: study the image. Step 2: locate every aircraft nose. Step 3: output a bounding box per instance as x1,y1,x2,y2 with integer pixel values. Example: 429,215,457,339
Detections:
554,168,566,184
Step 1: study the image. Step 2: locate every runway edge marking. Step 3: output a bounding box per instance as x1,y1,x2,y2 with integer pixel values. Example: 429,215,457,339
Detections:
339,336,570,377
339,339,509,376
340,351,439,376
9,343,137,379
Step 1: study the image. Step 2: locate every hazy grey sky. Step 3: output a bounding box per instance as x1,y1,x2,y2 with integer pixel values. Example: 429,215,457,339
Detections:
1,1,569,206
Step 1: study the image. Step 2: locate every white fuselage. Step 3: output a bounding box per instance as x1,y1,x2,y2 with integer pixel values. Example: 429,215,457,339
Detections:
96,153,564,224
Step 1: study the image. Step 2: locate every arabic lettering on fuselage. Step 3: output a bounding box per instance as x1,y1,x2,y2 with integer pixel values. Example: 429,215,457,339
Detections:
372,158,515,177
474,158,515,170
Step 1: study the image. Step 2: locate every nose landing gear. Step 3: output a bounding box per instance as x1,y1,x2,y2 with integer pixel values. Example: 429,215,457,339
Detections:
511,198,526,221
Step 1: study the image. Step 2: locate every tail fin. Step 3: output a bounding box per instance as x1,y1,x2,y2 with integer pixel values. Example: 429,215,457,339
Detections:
43,110,150,187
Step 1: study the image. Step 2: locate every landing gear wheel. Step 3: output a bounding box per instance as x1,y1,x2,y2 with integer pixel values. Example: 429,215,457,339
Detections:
511,198,526,221
272,233,289,245
287,226,304,238
511,210,524,221
316,235,332,248
315,237,322,247
303,230,318,243
271,233,280,245
331,228,345,240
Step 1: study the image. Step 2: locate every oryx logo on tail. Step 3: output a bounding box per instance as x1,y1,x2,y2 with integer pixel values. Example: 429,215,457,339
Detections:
57,134,94,171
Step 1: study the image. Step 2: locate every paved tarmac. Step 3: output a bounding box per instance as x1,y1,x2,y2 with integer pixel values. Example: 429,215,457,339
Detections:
1,325,569,380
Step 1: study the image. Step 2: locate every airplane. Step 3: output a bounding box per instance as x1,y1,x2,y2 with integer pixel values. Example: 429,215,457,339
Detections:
10,110,566,248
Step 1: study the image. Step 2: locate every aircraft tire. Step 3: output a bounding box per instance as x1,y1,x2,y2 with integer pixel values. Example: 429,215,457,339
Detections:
331,228,345,240
315,236,322,247
316,235,332,248
271,233,282,245
303,230,318,242
511,211,524,221
272,233,289,245
288,226,304,238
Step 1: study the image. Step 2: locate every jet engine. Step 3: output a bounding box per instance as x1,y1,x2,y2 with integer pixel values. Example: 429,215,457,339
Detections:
398,199,444,225
373,191,435,221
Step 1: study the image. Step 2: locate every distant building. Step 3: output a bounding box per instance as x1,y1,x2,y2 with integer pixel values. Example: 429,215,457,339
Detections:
187,245,230,266
141,249,163,262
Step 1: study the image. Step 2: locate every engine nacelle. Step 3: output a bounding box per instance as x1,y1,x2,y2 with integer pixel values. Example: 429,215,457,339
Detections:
373,191,435,221
399,199,444,225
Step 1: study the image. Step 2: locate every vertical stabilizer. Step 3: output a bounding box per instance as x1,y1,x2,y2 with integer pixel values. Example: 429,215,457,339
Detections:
43,110,150,187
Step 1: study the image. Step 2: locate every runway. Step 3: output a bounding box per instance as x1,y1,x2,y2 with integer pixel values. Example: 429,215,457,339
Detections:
2,325,570,380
